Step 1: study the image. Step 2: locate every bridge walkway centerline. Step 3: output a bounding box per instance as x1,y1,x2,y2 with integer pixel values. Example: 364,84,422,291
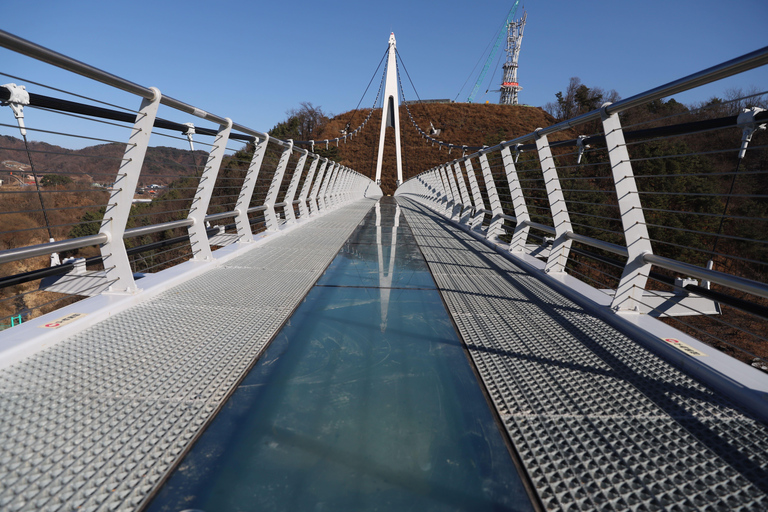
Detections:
397,197,768,511
0,199,377,512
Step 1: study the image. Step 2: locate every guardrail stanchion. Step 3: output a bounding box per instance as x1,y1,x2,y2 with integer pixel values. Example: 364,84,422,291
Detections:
501,145,530,253
282,148,308,223
264,140,294,230
452,160,472,225
443,163,462,220
187,118,233,260
464,158,486,231
601,104,653,311
297,154,320,218
234,135,269,242
536,130,572,273
318,162,337,211
100,87,161,293
309,159,329,214
478,152,504,242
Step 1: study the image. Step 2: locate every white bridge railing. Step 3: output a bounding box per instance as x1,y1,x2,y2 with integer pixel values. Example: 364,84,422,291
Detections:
0,30,380,326
397,46,768,369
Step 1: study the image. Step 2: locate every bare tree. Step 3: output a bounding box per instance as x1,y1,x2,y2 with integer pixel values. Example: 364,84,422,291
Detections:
286,102,330,141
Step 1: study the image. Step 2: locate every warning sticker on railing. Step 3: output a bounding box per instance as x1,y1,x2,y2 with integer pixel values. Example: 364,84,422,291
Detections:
39,313,87,329
662,338,707,357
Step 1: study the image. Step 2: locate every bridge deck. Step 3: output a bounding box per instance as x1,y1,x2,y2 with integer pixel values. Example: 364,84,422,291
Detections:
3,197,768,511
398,198,768,511
0,200,375,512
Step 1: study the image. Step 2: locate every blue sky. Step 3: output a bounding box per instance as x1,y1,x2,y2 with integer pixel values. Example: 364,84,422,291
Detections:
1,0,767,149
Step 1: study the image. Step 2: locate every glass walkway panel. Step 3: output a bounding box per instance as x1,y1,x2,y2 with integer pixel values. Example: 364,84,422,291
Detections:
146,198,534,512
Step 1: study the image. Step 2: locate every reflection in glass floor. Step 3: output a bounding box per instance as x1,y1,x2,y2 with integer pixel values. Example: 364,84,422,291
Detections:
146,198,534,512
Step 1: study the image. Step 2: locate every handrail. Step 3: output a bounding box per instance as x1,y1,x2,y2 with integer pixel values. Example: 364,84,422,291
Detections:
0,29,282,147
0,30,382,297
397,43,768,368
0,234,108,265
643,253,768,301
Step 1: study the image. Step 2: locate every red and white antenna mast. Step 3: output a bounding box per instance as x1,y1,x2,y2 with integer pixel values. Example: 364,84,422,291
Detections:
500,11,527,105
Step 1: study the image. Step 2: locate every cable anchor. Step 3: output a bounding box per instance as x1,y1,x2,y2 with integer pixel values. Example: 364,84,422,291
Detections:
182,122,195,152
737,107,766,159
1,83,30,136
576,135,590,164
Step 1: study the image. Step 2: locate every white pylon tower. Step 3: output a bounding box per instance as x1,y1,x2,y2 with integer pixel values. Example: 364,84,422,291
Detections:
500,11,527,105
375,33,403,187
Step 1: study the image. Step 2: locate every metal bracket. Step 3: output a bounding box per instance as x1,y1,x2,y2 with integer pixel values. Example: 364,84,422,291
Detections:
1,83,30,136
182,122,195,152
737,107,766,159
514,143,523,163
576,135,590,164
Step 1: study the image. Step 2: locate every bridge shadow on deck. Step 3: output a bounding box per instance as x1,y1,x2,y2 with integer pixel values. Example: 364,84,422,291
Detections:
398,197,768,511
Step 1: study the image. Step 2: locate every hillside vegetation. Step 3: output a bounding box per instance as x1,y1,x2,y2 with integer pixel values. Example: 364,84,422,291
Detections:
309,103,561,195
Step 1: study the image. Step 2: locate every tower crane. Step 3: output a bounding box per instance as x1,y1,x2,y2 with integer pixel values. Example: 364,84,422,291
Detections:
467,1,520,104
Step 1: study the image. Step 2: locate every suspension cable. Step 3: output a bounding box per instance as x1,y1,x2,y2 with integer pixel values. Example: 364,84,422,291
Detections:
395,48,483,152
346,47,388,137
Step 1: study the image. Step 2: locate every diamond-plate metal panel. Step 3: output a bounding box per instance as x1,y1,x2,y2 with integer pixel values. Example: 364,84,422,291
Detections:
398,197,768,511
0,200,375,512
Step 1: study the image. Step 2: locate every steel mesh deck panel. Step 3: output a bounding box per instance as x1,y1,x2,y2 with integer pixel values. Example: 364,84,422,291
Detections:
0,200,375,512
398,198,768,511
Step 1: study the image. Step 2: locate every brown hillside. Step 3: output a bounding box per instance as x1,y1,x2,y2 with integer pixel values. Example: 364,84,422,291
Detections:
312,103,561,195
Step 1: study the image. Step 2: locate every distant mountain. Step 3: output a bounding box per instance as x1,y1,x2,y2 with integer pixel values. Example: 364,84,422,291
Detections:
0,135,208,186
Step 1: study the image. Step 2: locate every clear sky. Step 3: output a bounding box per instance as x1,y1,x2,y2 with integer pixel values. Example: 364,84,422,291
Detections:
1,0,767,149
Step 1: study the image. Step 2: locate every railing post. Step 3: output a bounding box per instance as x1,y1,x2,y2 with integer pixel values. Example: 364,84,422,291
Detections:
325,164,340,208
478,152,504,241
188,118,233,261
445,163,463,221
337,167,352,206
464,158,486,232
334,166,349,205
452,160,472,225
344,168,356,202
430,168,447,211
297,154,320,218
439,165,458,219
233,135,269,242
353,172,365,200
602,104,654,312
309,158,329,215
99,87,161,293
501,145,530,252
264,140,293,230
282,148,308,223
536,130,572,273
319,162,337,211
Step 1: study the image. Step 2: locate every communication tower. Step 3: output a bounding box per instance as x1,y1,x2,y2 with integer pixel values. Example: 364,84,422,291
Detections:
499,11,527,105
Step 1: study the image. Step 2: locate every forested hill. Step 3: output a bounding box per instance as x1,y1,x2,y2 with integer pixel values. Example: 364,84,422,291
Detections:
0,136,205,187
309,103,560,195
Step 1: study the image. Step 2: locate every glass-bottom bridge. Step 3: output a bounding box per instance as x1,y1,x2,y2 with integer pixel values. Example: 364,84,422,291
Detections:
1,197,767,511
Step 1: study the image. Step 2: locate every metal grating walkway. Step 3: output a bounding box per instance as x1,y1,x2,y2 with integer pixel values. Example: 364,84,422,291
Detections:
398,198,768,511
0,200,375,512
